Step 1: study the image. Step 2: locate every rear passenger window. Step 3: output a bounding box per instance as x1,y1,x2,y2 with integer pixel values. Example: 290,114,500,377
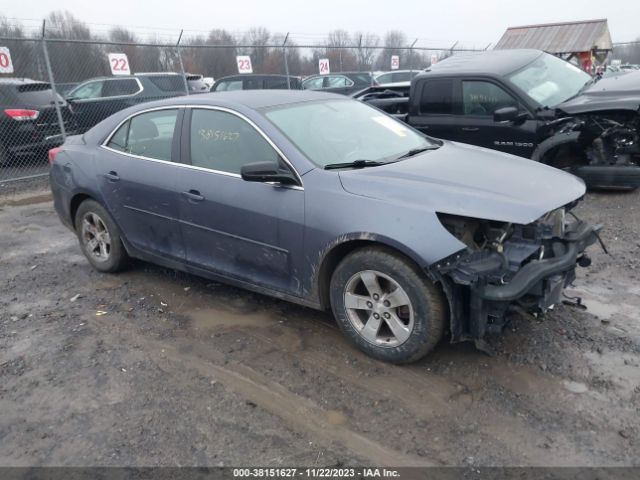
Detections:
103,79,140,97
106,109,178,161
419,79,454,114
107,121,129,152
190,109,280,175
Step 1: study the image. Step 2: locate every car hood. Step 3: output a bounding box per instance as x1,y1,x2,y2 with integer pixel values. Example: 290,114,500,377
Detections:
338,141,586,225
556,71,640,114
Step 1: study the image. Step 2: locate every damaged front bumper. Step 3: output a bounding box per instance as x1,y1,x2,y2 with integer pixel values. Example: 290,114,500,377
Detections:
432,213,600,347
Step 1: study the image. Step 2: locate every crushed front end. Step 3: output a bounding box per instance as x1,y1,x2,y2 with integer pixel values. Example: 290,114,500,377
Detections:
432,204,600,350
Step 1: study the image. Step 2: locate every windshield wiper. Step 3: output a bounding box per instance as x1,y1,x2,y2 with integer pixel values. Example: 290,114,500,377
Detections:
324,160,387,170
395,146,439,160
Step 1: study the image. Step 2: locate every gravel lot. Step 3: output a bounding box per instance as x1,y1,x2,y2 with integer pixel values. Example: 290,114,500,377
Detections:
0,182,639,467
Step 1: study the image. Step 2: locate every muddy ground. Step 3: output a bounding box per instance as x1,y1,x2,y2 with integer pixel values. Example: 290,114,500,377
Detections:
0,185,639,467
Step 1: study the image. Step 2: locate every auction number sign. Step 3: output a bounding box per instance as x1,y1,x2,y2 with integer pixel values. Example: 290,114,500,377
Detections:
390,55,399,70
108,53,130,75
236,56,253,74
0,47,14,74
431,54,438,65
318,58,330,75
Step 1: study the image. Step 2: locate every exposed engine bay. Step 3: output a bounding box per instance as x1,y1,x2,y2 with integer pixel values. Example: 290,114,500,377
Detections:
540,111,640,169
432,203,600,351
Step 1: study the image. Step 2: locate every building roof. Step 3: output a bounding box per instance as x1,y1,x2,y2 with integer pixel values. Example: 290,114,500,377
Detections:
495,19,612,54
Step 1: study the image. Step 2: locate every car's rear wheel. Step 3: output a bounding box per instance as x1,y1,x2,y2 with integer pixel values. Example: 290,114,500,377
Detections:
75,199,129,272
329,247,446,364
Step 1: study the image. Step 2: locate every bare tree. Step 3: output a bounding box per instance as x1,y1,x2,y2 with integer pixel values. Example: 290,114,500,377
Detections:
242,26,271,73
353,31,379,70
377,30,407,70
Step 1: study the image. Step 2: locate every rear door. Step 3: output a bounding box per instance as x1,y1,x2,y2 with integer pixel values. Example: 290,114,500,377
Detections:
176,107,305,295
99,107,186,261
408,77,460,140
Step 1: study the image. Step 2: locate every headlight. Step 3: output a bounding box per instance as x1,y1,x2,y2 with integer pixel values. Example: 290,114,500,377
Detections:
540,208,565,238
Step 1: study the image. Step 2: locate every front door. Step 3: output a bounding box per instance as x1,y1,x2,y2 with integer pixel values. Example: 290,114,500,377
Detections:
177,107,304,295
99,107,185,261
457,79,538,158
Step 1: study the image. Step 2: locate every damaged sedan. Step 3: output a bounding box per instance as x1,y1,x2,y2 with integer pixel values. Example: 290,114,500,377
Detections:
49,91,599,363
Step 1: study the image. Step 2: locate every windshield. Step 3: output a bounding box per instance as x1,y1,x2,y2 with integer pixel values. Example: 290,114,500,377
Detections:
263,99,435,168
507,53,591,107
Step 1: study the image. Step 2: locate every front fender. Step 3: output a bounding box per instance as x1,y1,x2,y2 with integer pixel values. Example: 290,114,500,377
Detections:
531,131,581,163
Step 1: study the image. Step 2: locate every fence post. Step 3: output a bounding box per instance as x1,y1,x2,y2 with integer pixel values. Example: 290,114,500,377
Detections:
41,20,67,141
176,29,189,96
409,38,418,75
282,32,291,89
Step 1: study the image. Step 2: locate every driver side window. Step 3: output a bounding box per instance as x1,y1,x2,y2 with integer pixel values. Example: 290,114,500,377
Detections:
190,109,281,175
462,81,519,116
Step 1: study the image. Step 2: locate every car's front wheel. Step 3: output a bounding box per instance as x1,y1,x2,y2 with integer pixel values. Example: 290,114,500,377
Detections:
330,247,446,364
75,199,129,273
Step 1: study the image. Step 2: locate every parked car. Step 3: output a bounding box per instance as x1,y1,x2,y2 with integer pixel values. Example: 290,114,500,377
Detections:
374,69,420,86
66,73,196,132
302,72,377,95
357,49,640,190
49,90,598,363
212,74,302,92
0,78,76,166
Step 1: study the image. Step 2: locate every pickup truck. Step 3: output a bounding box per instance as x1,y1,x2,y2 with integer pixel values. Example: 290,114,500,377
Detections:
356,49,640,190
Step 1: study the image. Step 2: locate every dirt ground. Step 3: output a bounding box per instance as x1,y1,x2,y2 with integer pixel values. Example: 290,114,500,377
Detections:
0,184,639,467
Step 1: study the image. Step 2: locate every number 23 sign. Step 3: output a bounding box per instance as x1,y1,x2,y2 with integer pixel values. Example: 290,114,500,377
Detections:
236,56,253,74
108,53,130,75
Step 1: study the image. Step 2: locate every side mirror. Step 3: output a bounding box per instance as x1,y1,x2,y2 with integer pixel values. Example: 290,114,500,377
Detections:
240,161,297,185
493,106,519,122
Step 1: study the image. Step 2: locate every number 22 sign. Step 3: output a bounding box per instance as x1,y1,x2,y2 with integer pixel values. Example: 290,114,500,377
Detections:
108,53,130,75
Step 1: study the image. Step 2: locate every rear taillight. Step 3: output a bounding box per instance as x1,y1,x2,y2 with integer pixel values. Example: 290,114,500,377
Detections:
48,147,62,165
5,109,40,121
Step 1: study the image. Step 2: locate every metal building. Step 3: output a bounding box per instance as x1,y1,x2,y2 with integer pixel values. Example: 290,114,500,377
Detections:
495,19,613,72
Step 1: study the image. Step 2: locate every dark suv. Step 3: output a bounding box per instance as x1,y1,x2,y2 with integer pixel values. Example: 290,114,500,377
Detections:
302,72,377,95
66,73,196,132
0,78,75,165
212,74,302,92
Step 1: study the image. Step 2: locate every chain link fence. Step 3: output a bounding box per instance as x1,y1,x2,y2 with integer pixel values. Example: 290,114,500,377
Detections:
0,26,481,184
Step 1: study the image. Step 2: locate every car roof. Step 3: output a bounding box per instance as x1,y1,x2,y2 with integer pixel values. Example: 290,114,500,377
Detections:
422,49,544,77
215,74,299,82
0,78,48,85
179,90,344,108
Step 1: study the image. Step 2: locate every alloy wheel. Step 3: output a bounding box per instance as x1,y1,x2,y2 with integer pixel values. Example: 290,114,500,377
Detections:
81,212,111,261
343,270,414,347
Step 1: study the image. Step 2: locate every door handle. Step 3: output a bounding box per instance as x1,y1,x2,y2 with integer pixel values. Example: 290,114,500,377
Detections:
182,190,205,203
104,171,120,182
461,127,479,132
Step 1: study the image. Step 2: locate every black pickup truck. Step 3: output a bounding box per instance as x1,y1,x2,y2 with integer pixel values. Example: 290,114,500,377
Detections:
356,49,640,190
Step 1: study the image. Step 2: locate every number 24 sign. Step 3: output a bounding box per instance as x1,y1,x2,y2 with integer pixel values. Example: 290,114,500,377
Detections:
108,53,130,75
318,58,330,75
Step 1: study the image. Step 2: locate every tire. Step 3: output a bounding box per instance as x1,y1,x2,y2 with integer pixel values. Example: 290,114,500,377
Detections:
570,165,640,191
74,199,129,273
329,246,446,364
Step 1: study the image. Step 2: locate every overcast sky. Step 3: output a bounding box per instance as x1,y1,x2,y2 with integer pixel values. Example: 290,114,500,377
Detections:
4,0,639,46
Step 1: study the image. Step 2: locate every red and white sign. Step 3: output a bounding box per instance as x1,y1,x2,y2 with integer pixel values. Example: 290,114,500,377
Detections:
390,55,400,70
108,53,130,75
430,54,438,65
236,56,253,74
0,47,14,74
318,58,330,75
